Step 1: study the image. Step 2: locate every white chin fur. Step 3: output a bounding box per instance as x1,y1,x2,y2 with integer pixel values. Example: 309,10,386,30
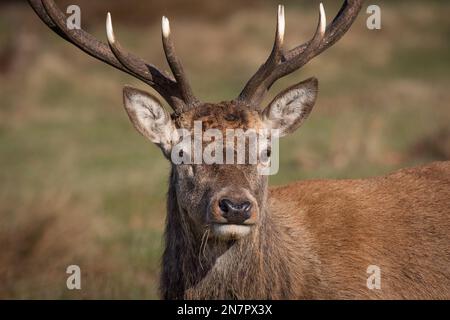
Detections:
212,224,252,240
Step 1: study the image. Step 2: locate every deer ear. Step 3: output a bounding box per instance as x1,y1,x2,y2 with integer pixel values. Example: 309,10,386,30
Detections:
262,77,318,137
122,86,176,154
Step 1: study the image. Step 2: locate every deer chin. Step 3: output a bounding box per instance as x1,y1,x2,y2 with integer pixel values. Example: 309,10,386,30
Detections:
211,223,253,240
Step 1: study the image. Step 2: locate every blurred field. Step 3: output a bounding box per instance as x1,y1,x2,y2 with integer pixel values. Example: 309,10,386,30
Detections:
0,0,449,299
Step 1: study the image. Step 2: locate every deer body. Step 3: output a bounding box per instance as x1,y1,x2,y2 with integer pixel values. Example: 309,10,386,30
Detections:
30,0,450,299
163,161,450,299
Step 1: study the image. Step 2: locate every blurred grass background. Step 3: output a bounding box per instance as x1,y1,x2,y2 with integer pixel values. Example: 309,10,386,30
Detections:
0,0,449,299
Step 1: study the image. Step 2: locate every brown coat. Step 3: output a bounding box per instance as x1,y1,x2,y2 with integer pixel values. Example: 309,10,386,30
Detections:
161,161,450,299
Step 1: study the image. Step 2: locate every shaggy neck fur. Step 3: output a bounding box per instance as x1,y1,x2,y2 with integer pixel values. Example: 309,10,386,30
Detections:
160,168,308,299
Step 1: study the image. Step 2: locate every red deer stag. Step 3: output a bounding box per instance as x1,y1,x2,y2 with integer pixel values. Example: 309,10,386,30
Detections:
29,0,450,299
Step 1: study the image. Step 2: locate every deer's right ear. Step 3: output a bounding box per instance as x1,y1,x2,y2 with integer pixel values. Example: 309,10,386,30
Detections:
122,86,176,154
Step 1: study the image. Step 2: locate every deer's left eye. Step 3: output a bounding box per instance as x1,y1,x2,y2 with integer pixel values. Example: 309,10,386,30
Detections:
259,148,271,165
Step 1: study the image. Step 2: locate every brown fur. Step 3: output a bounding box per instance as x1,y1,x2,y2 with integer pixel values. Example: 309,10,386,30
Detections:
174,101,263,131
159,102,450,300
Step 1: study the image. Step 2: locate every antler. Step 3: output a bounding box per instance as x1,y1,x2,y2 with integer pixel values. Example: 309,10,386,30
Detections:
237,0,363,107
28,0,198,113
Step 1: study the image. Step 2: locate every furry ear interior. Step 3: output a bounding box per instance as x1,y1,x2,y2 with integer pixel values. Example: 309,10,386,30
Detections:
262,77,318,137
122,86,176,154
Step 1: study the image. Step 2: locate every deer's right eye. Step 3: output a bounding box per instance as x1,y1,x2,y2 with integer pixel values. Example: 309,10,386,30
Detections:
179,149,184,158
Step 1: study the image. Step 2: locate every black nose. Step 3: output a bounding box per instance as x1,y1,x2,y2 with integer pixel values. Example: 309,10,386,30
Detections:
218,198,252,224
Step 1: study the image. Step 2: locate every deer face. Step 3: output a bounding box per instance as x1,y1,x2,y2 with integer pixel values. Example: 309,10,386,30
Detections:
122,78,318,240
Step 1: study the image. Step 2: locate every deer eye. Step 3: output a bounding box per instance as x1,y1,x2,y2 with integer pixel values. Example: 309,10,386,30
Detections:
224,113,238,121
260,148,271,165
179,149,184,158
261,148,271,158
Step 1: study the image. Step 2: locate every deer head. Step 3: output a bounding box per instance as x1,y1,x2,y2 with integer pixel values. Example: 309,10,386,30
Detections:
29,0,362,240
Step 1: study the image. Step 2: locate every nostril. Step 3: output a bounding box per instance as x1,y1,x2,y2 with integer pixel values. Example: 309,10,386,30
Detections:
241,201,252,213
219,199,231,213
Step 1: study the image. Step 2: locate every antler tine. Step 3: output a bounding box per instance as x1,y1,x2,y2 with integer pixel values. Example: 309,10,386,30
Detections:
161,16,199,107
268,2,326,80
286,0,361,61
237,5,286,104
237,0,363,107
28,0,69,41
273,4,285,63
30,0,124,71
28,0,194,112
105,13,186,111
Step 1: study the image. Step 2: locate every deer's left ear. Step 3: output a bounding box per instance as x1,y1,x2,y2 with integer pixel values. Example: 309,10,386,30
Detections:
262,77,318,137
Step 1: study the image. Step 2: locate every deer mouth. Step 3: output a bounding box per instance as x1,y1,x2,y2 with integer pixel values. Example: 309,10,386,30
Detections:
211,223,254,240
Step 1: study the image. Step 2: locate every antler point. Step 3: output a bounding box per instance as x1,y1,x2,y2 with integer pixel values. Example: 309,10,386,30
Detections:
319,3,326,35
162,16,171,38
106,12,115,43
277,4,285,43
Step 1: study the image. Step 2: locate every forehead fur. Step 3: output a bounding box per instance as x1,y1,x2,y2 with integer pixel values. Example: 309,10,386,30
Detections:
174,101,263,131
